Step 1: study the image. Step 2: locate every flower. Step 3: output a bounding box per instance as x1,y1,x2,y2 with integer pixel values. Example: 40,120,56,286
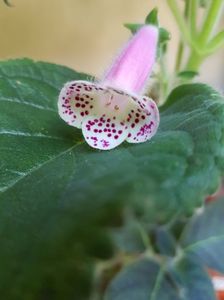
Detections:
58,25,160,150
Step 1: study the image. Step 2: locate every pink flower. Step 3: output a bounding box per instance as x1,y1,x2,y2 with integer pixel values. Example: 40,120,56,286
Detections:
58,25,160,150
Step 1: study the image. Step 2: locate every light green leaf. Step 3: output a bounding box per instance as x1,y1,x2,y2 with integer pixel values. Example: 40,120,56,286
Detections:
1,59,224,298
181,198,224,274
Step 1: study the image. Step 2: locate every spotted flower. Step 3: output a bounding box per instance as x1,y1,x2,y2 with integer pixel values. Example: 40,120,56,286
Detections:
58,25,160,150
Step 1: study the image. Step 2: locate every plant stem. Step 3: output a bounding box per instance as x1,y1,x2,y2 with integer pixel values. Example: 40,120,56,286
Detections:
185,50,204,71
159,54,169,102
175,0,191,72
175,43,184,72
185,0,224,71
199,0,224,46
207,30,224,53
189,0,198,38
167,0,192,46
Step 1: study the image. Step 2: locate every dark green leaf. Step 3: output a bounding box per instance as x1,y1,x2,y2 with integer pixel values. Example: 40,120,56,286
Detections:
181,198,224,274
169,256,216,300
105,258,180,300
1,59,224,298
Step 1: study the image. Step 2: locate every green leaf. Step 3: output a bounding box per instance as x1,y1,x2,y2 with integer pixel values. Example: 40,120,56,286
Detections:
157,27,170,56
178,70,199,80
1,59,224,298
112,218,146,253
124,23,142,34
105,255,216,300
169,256,216,300
181,197,224,274
105,258,180,300
154,228,176,256
145,8,159,26
159,28,170,45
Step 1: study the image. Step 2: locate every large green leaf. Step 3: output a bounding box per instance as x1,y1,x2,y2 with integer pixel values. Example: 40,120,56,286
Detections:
1,59,224,298
181,197,224,274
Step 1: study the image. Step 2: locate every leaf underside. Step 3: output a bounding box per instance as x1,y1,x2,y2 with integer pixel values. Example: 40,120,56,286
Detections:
105,256,216,300
0,59,224,299
181,197,224,274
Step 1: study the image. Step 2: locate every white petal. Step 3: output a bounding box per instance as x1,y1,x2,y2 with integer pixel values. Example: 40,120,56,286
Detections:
82,114,129,150
58,80,104,128
126,96,159,143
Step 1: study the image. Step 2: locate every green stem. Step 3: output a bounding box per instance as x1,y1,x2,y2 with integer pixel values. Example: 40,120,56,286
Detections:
175,0,191,72
207,30,224,53
185,50,204,71
199,0,224,45
160,56,169,101
189,0,198,38
185,0,224,72
175,43,184,72
167,0,192,46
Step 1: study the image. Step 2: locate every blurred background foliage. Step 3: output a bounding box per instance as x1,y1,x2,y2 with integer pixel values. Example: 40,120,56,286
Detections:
0,0,223,90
